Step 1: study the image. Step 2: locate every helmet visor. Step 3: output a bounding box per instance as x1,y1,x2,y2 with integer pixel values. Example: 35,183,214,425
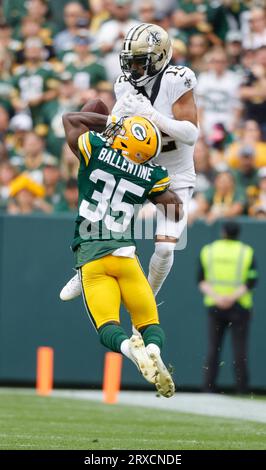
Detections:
120,53,152,83
120,51,162,84
120,53,151,71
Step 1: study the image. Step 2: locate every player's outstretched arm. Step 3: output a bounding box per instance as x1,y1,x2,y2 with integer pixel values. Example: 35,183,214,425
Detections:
158,89,199,145
152,89,199,145
149,189,184,222
123,90,199,146
152,90,199,145
62,112,108,157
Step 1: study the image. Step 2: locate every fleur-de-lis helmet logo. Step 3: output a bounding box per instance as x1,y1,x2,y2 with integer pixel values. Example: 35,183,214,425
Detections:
146,31,162,47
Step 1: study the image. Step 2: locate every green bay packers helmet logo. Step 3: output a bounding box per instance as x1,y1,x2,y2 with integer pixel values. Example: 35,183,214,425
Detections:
131,123,147,141
146,31,162,47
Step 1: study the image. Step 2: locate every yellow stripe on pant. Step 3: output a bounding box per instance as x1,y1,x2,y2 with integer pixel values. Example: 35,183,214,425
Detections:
80,255,159,330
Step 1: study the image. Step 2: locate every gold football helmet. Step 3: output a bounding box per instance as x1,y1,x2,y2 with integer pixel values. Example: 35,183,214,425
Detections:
104,116,162,164
120,23,172,87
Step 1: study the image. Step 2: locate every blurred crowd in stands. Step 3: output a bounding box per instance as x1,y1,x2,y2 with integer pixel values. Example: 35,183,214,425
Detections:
0,0,266,220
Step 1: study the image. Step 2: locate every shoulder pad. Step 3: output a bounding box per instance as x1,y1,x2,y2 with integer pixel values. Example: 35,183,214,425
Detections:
152,163,169,179
165,66,197,86
163,65,197,103
90,131,107,145
148,162,167,172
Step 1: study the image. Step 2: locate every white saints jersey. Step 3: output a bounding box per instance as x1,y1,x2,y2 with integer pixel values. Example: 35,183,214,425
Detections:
114,65,197,188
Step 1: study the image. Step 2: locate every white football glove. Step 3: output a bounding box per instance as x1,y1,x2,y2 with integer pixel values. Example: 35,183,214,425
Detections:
122,93,155,119
111,98,127,118
111,91,137,118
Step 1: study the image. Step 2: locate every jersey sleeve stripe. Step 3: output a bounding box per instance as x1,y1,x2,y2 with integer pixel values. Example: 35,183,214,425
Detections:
154,177,170,186
148,176,170,194
152,182,170,189
84,132,92,156
78,134,89,166
149,184,170,194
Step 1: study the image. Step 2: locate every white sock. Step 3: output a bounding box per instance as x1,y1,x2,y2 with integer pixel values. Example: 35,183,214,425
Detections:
148,242,175,296
120,339,137,365
132,325,142,337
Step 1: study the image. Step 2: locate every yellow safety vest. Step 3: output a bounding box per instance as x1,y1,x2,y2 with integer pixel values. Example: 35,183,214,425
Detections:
200,240,254,309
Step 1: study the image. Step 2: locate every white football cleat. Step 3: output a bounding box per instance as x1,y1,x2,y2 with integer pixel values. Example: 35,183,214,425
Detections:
146,345,175,398
59,273,82,301
129,335,158,384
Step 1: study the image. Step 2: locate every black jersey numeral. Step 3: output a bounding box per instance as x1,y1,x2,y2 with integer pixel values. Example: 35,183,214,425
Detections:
117,75,129,83
166,66,186,77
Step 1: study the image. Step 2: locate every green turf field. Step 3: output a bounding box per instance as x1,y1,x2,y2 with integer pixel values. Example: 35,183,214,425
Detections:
0,390,265,450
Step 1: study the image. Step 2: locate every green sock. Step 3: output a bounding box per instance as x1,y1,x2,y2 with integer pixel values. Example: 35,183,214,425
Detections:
98,323,128,353
140,324,165,350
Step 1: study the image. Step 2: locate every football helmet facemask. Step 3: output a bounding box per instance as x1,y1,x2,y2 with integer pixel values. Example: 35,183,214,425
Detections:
104,116,162,164
120,23,172,87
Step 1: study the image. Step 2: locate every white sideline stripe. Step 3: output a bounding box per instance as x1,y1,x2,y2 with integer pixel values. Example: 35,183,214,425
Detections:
1,388,266,423
53,390,266,424
53,390,266,423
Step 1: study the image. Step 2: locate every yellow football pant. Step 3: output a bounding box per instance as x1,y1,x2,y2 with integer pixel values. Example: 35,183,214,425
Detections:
79,255,159,330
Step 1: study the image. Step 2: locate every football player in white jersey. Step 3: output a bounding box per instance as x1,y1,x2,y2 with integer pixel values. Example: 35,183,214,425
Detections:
60,23,199,300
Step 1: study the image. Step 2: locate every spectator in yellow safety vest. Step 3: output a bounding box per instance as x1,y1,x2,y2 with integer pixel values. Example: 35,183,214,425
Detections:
198,221,258,394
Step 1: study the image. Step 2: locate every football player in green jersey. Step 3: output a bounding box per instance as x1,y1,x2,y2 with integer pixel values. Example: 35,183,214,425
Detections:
62,108,183,397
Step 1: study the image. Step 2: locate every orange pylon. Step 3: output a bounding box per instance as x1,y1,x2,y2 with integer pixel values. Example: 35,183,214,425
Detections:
103,352,122,404
36,347,54,396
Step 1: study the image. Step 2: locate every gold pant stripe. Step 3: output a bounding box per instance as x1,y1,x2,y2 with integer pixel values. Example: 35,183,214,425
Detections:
78,268,98,331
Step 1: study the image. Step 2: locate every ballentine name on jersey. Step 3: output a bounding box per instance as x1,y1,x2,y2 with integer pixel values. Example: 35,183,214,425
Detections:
98,147,154,182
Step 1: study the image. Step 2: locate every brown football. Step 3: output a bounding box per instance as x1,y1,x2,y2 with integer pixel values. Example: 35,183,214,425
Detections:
81,98,109,116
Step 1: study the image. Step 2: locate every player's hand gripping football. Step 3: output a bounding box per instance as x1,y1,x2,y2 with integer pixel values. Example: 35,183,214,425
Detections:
123,93,155,120
111,91,136,118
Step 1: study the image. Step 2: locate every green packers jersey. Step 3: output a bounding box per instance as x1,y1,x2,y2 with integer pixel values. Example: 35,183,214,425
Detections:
66,60,107,89
36,99,78,158
73,131,170,266
11,63,59,124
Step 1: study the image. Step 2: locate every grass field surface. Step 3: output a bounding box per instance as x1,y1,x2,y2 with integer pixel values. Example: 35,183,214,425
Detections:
0,389,265,450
